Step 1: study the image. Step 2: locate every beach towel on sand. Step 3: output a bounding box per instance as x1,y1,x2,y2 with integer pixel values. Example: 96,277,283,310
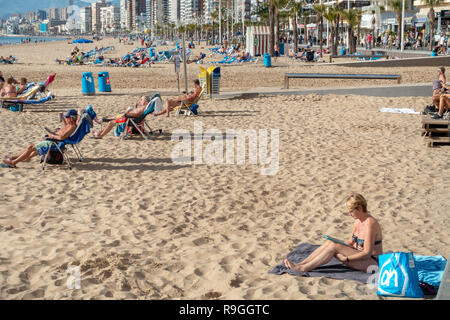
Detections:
269,243,374,283
379,107,420,115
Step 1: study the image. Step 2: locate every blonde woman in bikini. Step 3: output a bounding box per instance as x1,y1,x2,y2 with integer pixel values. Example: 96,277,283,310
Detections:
285,193,383,273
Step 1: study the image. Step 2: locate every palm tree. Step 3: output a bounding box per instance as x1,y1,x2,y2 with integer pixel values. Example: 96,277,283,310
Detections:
389,0,408,47
273,0,289,54
314,3,327,58
323,6,339,55
289,0,303,54
302,10,310,45
268,0,276,56
424,0,441,49
211,10,218,45
341,9,358,54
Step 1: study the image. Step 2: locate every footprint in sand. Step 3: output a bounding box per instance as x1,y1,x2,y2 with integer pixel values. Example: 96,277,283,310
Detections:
229,275,243,288
204,291,221,299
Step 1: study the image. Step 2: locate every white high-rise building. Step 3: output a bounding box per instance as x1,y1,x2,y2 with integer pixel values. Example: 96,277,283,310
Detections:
100,6,120,33
120,0,128,30
80,6,92,34
156,0,170,25
169,0,181,25
234,0,251,21
92,0,108,33
203,0,219,23
180,0,201,24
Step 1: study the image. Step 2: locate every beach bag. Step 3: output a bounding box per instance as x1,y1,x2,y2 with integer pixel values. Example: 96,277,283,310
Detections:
377,252,424,298
41,149,64,165
189,104,199,115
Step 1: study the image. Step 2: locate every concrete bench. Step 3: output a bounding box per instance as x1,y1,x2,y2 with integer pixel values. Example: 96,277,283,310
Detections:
284,73,401,89
329,54,388,63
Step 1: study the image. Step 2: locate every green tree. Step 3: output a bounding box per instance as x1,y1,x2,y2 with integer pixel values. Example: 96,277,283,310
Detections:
323,5,339,55
389,0,409,46
314,3,327,57
210,10,218,45
342,8,360,54
289,0,303,54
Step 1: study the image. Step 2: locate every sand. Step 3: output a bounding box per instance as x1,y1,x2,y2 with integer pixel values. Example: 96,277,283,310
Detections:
0,38,448,300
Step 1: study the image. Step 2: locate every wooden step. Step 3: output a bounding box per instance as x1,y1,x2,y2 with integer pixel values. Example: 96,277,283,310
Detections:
424,135,450,147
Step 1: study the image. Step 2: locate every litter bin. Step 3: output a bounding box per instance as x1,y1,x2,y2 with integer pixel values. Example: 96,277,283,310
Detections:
279,43,285,56
149,47,155,58
98,71,111,92
199,66,209,93
82,72,95,96
209,66,221,97
341,46,347,55
263,53,271,67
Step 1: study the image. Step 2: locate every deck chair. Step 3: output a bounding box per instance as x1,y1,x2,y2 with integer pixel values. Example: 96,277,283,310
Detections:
175,84,206,116
212,56,230,64
219,56,236,64
1,73,55,104
118,93,163,140
41,107,96,170
0,92,55,111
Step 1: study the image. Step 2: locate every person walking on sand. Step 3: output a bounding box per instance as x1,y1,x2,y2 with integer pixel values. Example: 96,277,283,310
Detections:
284,193,383,273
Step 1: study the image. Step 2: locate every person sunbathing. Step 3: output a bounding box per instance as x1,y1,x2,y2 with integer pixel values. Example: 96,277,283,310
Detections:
0,77,17,98
432,84,450,119
91,95,151,139
432,66,447,110
237,51,249,61
187,52,205,64
284,193,383,273
153,79,202,117
16,77,27,95
2,109,78,168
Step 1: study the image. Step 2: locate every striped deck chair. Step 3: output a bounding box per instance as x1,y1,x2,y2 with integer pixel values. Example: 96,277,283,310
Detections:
175,84,206,116
41,106,96,170
118,93,163,140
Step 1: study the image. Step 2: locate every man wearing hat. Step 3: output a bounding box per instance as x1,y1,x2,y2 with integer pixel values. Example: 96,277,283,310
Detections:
2,109,78,168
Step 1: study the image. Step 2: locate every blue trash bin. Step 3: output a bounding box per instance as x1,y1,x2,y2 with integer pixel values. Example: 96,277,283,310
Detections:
341,46,347,55
98,71,111,92
210,67,221,96
263,53,271,67
150,47,155,58
279,43,285,56
82,72,95,96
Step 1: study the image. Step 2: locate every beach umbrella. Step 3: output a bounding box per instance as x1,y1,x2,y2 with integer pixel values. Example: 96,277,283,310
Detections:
72,39,93,44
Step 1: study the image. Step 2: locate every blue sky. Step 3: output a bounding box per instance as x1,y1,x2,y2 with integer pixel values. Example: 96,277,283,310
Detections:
0,0,113,18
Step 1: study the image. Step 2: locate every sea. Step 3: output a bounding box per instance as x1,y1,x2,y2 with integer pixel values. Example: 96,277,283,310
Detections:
0,36,67,45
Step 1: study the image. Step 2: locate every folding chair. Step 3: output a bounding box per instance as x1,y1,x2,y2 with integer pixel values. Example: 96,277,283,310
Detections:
119,94,163,140
175,84,206,116
41,107,95,170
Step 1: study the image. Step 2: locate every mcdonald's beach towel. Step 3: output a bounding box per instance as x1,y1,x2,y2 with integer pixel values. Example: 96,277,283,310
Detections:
377,252,424,298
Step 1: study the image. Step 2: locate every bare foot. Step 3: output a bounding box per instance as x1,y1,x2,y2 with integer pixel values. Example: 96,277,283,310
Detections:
92,132,102,139
3,159,16,168
284,258,305,272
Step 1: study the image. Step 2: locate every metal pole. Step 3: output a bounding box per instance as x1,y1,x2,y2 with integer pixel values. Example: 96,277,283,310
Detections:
182,32,188,93
242,0,245,42
219,0,222,45
401,0,405,51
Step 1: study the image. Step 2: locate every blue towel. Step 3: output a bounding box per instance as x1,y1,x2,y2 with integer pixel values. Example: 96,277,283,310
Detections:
414,255,447,287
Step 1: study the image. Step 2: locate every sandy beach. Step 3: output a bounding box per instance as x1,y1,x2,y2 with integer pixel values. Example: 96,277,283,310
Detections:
0,38,448,300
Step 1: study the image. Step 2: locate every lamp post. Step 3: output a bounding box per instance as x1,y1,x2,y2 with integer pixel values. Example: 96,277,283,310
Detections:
400,0,405,51
219,0,222,45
